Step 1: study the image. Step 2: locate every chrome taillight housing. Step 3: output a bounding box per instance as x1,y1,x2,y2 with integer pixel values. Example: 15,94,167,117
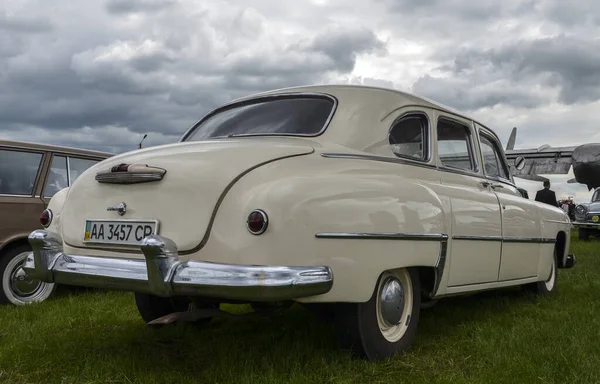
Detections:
247,209,268,235
40,209,53,228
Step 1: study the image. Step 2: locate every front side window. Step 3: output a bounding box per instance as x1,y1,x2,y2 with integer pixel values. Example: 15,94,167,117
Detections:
388,114,428,161
0,149,43,196
437,119,475,171
184,95,335,141
479,133,510,179
44,155,68,198
69,157,99,184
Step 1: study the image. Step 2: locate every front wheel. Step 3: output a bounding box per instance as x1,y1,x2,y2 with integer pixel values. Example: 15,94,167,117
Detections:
0,244,57,305
578,228,589,241
333,268,421,361
523,249,557,295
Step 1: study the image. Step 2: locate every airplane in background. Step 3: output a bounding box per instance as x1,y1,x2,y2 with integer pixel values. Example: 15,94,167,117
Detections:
504,127,600,191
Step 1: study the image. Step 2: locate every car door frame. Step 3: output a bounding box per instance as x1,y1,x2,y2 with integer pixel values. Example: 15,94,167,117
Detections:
432,110,505,289
475,124,544,281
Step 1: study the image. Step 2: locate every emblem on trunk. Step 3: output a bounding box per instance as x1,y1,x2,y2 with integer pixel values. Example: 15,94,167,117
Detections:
107,202,127,216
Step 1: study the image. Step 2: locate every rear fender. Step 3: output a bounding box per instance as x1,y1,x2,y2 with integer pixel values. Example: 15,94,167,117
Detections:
197,153,448,302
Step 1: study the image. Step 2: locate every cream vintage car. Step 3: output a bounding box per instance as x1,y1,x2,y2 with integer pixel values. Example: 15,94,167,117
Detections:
23,85,577,360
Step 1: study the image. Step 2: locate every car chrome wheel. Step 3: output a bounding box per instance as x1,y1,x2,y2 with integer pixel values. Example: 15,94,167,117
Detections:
2,251,56,305
375,270,413,343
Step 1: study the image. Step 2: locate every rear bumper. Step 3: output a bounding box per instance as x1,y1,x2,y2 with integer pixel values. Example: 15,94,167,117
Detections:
23,230,334,301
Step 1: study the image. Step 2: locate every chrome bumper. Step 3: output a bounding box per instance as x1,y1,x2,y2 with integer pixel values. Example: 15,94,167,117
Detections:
573,221,600,229
23,230,334,301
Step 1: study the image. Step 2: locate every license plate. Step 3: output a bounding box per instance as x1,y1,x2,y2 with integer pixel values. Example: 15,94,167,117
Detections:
83,220,158,246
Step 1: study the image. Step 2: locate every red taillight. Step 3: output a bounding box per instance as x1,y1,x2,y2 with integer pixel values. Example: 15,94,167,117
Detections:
40,209,53,228
247,209,268,235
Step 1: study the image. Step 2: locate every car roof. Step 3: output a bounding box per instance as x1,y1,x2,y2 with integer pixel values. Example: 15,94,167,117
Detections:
0,139,113,158
222,84,503,143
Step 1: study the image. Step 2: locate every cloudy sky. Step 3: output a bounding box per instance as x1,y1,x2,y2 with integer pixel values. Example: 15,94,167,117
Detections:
2,0,599,201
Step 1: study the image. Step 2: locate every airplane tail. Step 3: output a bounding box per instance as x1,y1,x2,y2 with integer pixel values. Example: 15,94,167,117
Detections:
506,127,517,151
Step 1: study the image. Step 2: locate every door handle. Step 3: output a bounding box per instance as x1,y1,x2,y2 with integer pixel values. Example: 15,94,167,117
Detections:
491,184,504,189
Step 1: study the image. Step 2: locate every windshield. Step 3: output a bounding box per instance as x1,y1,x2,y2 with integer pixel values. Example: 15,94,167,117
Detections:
183,95,335,142
593,190,600,202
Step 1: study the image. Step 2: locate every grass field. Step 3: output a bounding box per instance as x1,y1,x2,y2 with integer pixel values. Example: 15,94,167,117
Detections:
1,234,599,383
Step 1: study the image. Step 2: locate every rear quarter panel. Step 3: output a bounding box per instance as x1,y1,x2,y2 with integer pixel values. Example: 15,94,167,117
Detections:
194,152,448,303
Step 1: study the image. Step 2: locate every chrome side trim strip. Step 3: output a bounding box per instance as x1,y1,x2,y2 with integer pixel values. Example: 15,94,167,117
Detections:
502,237,557,244
453,235,503,241
317,232,555,244
453,235,556,244
315,232,448,241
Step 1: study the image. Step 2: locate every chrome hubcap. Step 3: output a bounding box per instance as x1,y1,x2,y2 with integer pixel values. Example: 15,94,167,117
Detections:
2,251,55,305
379,276,405,327
11,263,42,297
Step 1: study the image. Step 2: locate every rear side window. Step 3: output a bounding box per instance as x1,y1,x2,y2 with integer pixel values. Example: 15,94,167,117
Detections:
0,149,43,196
69,157,99,184
184,95,335,141
479,133,510,179
389,114,428,161
437,119,476,171
44,155,68,198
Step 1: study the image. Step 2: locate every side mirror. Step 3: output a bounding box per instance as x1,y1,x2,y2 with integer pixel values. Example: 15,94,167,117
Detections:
514,156,526,171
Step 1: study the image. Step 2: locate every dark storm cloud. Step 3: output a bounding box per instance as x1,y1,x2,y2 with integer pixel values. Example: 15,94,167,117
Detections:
424,35,600,109
0,1,386,153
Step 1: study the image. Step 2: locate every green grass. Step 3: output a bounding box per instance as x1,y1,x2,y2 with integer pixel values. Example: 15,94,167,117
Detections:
1,234,599,383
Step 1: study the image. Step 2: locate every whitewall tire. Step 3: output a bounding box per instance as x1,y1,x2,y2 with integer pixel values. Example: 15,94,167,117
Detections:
0,245,57,305
333,267,421,360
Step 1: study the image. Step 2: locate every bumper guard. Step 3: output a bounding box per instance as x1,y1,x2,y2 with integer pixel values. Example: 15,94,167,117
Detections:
23,230,334,301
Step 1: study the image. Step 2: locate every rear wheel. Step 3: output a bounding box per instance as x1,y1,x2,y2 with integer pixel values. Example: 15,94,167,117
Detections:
332,268,421,361
0,244,57,305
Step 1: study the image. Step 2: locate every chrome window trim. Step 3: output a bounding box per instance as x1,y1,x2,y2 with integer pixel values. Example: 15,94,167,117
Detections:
66,156,72,186
477,127,513,183
179,92,339,142
387,111,432,163
436,115,480,174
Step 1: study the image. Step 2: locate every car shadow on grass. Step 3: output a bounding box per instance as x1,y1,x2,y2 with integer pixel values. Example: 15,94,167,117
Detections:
43,285,547,375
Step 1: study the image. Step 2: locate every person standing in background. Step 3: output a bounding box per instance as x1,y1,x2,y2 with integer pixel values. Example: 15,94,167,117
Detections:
535,180,559,207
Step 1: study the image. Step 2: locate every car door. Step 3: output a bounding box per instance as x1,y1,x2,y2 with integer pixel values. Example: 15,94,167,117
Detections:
434,112,503,287
476,125,542,281
0,147,48,246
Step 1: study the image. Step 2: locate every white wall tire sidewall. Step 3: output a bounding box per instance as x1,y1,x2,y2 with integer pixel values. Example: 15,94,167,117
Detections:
375,269,414,343
2,251,56,306
544,256,557,292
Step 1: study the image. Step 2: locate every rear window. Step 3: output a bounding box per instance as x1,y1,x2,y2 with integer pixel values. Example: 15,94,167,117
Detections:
184,95,335,141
